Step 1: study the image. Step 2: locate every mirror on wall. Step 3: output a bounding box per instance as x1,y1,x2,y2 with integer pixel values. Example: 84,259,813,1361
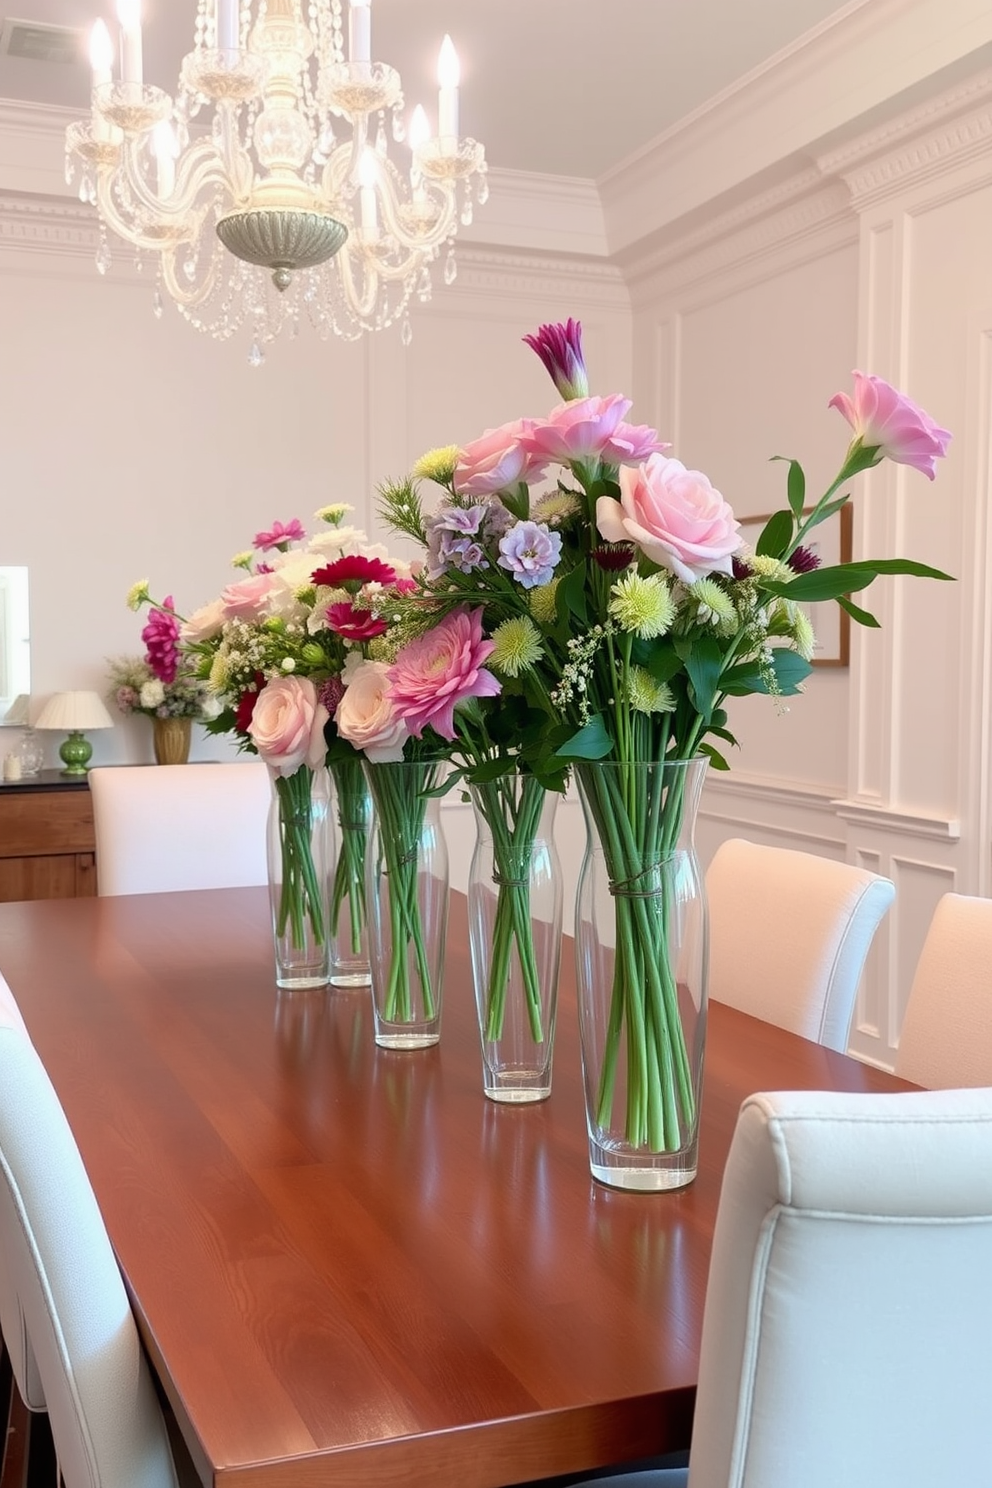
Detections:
0,567,30,722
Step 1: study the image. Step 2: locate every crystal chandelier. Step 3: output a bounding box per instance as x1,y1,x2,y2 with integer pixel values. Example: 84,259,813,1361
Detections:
65,0,487,360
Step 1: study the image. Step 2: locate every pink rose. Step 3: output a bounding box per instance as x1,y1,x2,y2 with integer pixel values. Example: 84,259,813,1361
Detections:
454,420,547,497
829,372,951,479
247,676,328,777
181,599,227,643
598,454,741,584
335,661,409,763
521,396,668,466
221,572,278,619
387,607,501,741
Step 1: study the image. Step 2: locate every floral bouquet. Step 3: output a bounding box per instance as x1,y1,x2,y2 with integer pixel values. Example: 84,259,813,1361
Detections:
378,318,953,1167
109,597,216,721
128,509,417,986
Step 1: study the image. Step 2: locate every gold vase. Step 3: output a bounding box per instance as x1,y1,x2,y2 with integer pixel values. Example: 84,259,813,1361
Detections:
152,716,192,766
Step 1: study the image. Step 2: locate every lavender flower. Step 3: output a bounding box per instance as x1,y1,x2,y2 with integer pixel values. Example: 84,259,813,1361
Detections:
497,520,563,589
426,505,491,578
523,318,589,401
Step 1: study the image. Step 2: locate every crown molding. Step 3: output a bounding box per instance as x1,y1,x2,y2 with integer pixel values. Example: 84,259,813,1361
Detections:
459,167,608,258
815,69,992,206
598,0,992,256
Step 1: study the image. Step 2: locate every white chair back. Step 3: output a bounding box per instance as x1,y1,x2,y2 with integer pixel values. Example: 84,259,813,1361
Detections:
895,892,992,1088
0,1019,178,1488
89,762,269,896
706,838,894,1051
687,1087,992,1488
0,974,46,1414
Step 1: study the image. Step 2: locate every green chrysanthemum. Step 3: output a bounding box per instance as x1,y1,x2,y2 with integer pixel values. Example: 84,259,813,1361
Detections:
126,579,150,611
608,571,675,639
314,503,354,525
627,665,676,715
490,616,543,677
747,553,793,583
230,550,253,571
688,578,738,635
412,445,460,484
209,650,230,693
529,577,561,625
786,602,816,661
531,491,580,524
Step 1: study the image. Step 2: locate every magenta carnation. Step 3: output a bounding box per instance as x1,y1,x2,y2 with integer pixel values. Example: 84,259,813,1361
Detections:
523,318,589,401
252,518,306,552
386,606,501,741
141,598,181,685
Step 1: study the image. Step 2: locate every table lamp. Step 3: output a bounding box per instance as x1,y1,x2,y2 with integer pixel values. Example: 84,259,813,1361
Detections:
35,690,115,775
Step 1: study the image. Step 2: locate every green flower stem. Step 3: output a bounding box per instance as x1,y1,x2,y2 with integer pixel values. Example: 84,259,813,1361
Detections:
329,755,369,957
274,766,326,950
475,774,547,1044
577,761,695,1154
367,762,438,1023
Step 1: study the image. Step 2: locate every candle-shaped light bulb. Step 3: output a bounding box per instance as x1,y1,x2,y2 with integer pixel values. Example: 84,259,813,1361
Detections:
89,19,113,87
116,0,143,84
349,0,371,65
408,104,430,201
437,35,459,147
152,119,177,199
217,0,239,54
357,146,378,233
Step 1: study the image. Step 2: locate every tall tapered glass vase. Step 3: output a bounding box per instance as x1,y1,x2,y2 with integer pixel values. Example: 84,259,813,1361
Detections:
574,757,708,1191
467,771,562,1102
267,763,331,990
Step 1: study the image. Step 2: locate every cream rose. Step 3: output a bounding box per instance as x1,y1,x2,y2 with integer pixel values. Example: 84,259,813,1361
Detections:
248,676,328,777
181,598,227,643
335,660,409,763
597,453,741,584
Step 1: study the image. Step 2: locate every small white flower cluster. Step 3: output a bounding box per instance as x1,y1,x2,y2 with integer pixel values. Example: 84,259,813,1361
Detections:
550,624,611,723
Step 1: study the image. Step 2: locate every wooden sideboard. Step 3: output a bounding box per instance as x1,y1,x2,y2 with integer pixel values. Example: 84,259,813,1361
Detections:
0,770,96,901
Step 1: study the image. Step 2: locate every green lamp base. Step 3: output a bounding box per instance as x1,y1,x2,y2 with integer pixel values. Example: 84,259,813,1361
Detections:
59,729,93,776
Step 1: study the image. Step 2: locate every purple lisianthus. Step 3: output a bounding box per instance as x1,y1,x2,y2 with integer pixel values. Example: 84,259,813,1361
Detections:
426,505,491,578
523,318,589,401
497,520,563,589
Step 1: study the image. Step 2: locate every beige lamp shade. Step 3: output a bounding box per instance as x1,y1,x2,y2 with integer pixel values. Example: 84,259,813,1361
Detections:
35,691,115,732
3,694,31,726
35,690,115,776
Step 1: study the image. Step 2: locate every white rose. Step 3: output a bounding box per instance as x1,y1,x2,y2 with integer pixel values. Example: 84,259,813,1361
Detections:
181,599,227,643
335,660,409,763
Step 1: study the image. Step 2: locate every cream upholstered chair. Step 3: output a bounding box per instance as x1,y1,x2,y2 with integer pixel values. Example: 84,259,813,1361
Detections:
0,998,181,1487
705,837,894,1052
895,892,992,1088
89,761,269,896
567,1086,992,1488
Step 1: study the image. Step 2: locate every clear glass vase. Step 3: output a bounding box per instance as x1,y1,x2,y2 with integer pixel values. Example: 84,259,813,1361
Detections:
327,755,371,988
364,758,449,1049
468,772,562,1103
574,757,708,1191
267,763,331,991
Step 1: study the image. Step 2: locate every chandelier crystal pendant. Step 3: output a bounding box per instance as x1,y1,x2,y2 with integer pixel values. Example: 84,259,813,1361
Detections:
65,0,488,360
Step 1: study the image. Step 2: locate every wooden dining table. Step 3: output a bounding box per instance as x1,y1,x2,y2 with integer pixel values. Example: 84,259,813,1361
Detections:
0,888,911,1488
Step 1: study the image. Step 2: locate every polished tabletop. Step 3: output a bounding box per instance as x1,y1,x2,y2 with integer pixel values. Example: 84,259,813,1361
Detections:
0,889,911,1488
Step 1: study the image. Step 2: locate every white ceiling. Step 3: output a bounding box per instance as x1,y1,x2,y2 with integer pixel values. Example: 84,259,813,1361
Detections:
0,0,863,178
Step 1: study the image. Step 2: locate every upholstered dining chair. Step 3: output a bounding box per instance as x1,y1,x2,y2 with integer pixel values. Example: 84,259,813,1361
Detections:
89,761,270,895
565,1085,992,1488
895,891,992,1088
705,837,895,1051
0,992,183,1488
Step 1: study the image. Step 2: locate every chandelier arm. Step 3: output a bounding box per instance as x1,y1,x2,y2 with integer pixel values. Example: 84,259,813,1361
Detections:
333,242,385,323
159,240,227,308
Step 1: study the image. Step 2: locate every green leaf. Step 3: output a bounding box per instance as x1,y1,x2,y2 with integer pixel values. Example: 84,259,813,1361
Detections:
553,714,614,760
764,555,953,603
698,742,731,771
801,494,849,533
854,557,955,581
837,594,880,628
722,649,812,696
685,636,724,721
783,460,806,518
756,509,793,559
557,560,588,625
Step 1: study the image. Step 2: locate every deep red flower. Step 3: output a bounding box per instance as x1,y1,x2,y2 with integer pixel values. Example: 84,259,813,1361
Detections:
141,597,181,685
732,555,754,580
234,673,266,736
312,555,397,589
318,676,346,716
787,544,822,574
591,543,636,572
325,602,388,642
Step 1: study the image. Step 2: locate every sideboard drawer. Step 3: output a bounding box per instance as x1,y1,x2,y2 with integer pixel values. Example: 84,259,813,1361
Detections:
0,789,95,858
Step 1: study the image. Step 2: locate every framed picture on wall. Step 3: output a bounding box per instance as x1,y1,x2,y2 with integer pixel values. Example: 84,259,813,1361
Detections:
737,504,854,668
